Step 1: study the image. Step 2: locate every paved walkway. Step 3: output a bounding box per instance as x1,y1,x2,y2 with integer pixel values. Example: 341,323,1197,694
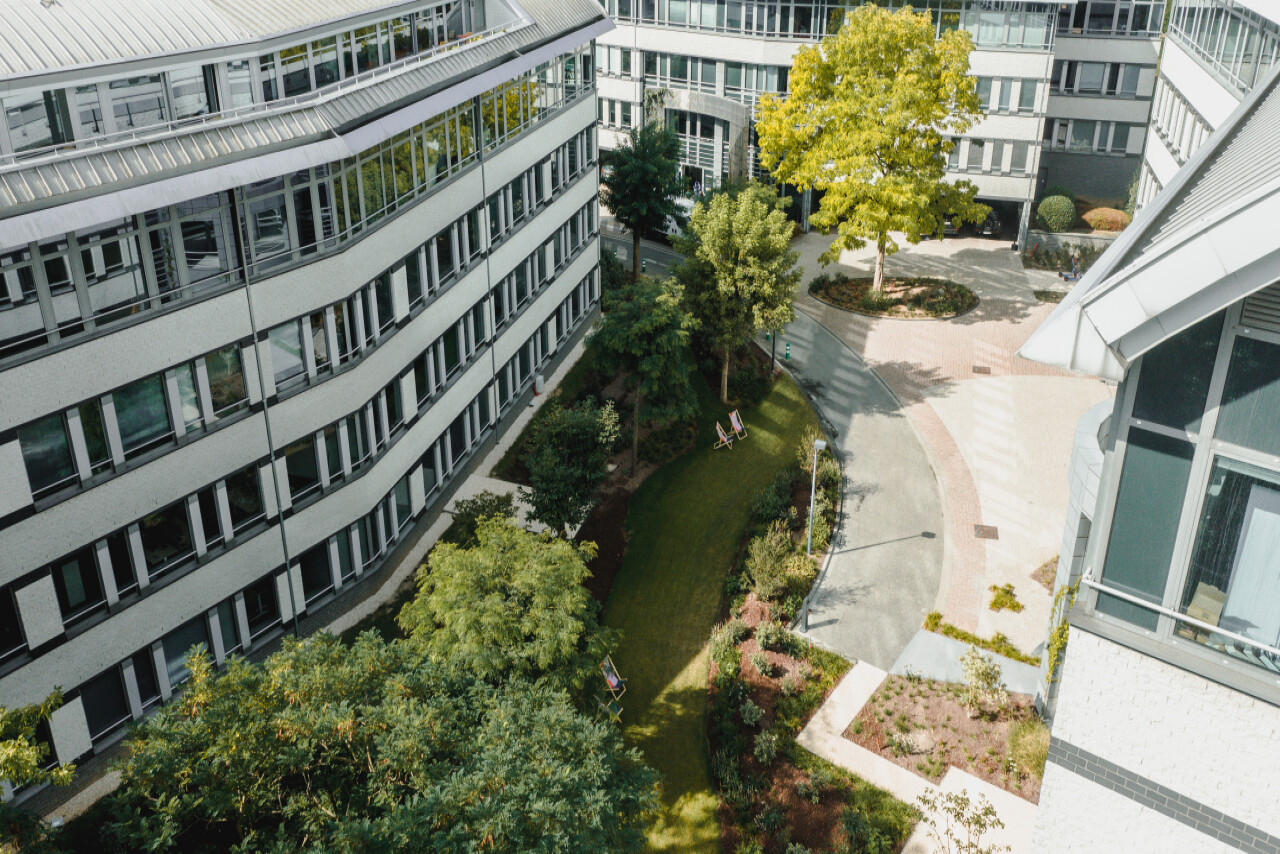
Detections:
797,663,1037,854
773,312,944,670
789,232,1113,651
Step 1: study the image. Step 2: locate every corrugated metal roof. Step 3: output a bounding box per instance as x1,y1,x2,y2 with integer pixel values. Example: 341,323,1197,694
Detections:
203,0,416,37
0,0,250,77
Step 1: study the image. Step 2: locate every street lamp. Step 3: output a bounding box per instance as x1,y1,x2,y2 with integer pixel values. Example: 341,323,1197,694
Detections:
807,439,827,556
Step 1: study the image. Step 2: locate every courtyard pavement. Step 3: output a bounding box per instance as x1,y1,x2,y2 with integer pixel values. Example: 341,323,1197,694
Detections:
786,231,1114,659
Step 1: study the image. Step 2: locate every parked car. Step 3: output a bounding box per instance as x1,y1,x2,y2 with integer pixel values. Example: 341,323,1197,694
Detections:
942,216,960,236
976,211,1002,236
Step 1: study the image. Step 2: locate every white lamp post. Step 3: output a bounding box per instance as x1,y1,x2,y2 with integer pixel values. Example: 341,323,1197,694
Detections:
807,438,827,556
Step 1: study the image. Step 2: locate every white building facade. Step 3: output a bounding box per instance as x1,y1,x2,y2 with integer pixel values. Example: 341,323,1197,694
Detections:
0,0,609,805
596,0,1164,243
1023,59,1280,853
1136,0,1280,209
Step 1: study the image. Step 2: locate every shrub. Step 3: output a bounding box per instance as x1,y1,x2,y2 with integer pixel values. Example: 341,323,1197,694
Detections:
807,493,833,554
1042,185,1074,201
1036,195,1077,232
960,646,1009,718
750,483,791,526
781,675,803,697
638,417,697,465
988,583,1023,613
842,808,892,854
740,699,764,727
817,455,842,491
711,621,748,674
444,490,516,546
730,365,772,408
736,841,766,854
1082,206,1131,231
746,521,794,601
753,731,779,764
749,651,775,678
754,622,788,652
796,425,826,474
1008,717,1050,779
785,844,812,854
600,246,626,295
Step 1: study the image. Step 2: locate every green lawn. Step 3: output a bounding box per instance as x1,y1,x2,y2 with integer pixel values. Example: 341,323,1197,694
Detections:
602,374,820,853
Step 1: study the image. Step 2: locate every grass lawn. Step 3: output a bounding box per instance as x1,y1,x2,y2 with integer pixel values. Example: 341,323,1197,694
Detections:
602,373,819,853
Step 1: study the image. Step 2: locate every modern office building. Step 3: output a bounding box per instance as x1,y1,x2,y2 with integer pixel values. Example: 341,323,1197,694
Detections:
595,0,1163,243
1022,60,1280,852
0,0,609,805
1136,0,1280,210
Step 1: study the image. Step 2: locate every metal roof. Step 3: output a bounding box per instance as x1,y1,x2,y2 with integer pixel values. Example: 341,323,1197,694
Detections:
1019,63,1280,380
203,0,419,38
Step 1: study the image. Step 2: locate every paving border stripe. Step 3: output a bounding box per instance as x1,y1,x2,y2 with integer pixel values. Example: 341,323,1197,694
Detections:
1048,737,1280,853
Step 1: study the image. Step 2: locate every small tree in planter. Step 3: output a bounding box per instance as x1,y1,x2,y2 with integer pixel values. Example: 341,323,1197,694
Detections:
916,789,1009,854
960,646,1008,719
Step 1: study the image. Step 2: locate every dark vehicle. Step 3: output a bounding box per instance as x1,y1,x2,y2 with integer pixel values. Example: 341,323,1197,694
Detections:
942,216,960,236
976,210,1002,237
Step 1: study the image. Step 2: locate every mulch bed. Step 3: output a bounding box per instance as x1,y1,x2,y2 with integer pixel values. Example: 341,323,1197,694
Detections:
1032,556,1057,592
845,674,1042,803
810,274,978,319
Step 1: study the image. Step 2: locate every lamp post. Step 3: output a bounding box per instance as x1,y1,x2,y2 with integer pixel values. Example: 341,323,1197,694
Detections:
807,439,827,556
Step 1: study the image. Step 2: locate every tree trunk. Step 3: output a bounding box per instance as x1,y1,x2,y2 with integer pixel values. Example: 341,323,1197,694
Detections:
631,393,642,474
872,236,887,292
721,349,731,405
631,231,642,281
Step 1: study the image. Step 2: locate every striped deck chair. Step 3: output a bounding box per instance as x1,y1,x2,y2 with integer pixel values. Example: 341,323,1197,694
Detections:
597,696,623,721
714,421,734,449
729,410,747,439
600,655,627,700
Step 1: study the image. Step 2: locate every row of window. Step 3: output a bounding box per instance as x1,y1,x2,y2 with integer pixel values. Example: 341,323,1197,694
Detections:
18,344,248,501
1042,118,1139,155
1168,0,1280,94
33,280,599,762
1149,75,1213,167
600,0,850,39
976,77,1040,114
1050,60,1146,98
947,138,1036,177
0,0,472,159
0,48,593,365
1056,1,1163,38
599,98,636,130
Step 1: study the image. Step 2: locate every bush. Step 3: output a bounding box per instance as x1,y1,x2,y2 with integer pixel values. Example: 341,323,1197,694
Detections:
711,620,748,674
1008,717,1050,779
736,841,766,854
1042,185,1074,201
638,416,697,465
781,675,803,697
444,490,516,546
842,808,893,854
1036,195,1077,232
753,731,779,764
730,365,773,408
740,699,764,727
750,483,791,526
807,493,833,554
797,425,826,474
749,651,775,678
816,455,842,491
754,622,788,652
746,521,794,601
960,646,1009,718
1082,206,1131,232
785,844,812,854
601,246,625,295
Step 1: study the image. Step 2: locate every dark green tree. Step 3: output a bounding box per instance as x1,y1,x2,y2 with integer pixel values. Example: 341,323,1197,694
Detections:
104,633,658,853
601,122,684,279
521,401,619,536
588,278,698,472
443,489,516,547
398,516,616,693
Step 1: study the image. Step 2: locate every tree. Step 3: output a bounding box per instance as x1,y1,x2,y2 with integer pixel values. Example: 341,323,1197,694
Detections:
679,182,800,403
588,278,698,472
916,789,1009,854
105,634,658,853
1,693,74,852
601,121,684,279
756,5,989,292
444,489,515,547
521,401,619,536
398,516,617,693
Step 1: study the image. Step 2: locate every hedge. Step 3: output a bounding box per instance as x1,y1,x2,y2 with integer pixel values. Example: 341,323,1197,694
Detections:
1083,207,1131,232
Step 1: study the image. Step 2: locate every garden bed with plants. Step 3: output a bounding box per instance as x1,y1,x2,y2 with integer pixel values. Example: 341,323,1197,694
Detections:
844,671,1049,803
809,273,978,319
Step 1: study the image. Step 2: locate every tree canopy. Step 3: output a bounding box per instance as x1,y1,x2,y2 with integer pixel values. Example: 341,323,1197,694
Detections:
398,516,616,693
588,278,699,472
520,401,619,536
1,693,73,852
756,5,989,290
104,633,657,853
678,182,800,403
601,121,684,278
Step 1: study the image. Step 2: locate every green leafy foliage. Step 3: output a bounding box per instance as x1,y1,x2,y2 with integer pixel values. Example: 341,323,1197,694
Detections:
521,400,619,535
987,583,1023,613
601,121,684,278
923,611,1039,665
600,246,626,296
104,634,659,853
757,5,988,291
746,521,796,601
1,692,74,852
751,466,801,525
916,788,1008,854
398,516,616,693
442,489,515,546
678,182,801,403
588,277,698,471
1035,195,1077,232
753,732,779,765
740,699,764,727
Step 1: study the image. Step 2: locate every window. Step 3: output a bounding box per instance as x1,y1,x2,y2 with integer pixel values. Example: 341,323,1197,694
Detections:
269,322,306,390
966,139,984,171
1018,79,1036,113
1078,62,1105,95
174,364,204,432
1131,313,1223,433
132,650,161,708
138,501,194,579
1215,336,1280,457
162,617,209,687
298,545,333,605
105,531,137,598
80,669,131,739
19,413,77,497
3,90,71,152
1010,141,1029,174
284,437,321,500
394,476,412,531
244,577,279,639
51,548,105,623
1069,120,1096,152
225,466,264,533
1110,123,1131,153
206,345,247,417
114,375,172,460
197,486,222,550
1,587,27,663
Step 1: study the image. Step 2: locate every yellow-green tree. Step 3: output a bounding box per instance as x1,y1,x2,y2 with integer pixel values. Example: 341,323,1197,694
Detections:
756,5,989,291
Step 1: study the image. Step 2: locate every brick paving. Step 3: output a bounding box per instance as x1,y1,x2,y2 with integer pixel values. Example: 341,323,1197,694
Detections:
791,233,1089,634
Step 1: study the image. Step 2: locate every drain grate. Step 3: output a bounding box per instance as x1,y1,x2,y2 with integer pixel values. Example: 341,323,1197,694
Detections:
974,524,999,540
973,365,992,375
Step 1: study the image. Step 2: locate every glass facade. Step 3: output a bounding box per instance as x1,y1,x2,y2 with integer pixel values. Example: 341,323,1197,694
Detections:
1168,0,1280,94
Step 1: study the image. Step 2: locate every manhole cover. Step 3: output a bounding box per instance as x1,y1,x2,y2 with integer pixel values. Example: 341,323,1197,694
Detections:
974,524,999,540
972,365,992,375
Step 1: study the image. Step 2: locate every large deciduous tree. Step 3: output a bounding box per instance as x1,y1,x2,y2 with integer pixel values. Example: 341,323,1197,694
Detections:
588,278,698,472
398,516,616,693
105,634,658,853
756,5,989,291
601,121,685,279
521,400,619,536
1,693,74,852
679,182,800,404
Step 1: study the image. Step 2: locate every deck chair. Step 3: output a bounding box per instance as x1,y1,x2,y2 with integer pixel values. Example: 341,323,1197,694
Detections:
597,696,623,722
600,655,627,700
729,410,747,439
714,421,734,450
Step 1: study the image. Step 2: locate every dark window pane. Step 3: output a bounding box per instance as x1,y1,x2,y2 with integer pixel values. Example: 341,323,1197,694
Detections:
162,617,209,687
138,502,194,578
19,413,76,496
226,466,264,532
115,375,171,459
106,532,137,596
244,578,279,637
284,437,320,500
217,600,239,654
1131,312,1223,433
299,546,332,604
1216,335,1280,456
394,476,411,530
206,345,247,416
324,425,343,482
51,547,105,622
406,252,423,305
269,322,306,390
374,274,394,332
197,486,222,548
1097,428,1195,630
443,326,460,374
0,588,26,661
81,669,130,739
79,400,112,475
335,529,355,583
132,650,160,707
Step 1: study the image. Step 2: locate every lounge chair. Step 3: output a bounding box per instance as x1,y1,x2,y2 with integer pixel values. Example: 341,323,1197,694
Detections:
714,422,734,449
729,410,747,439
597,696,623,721
600,655,627,700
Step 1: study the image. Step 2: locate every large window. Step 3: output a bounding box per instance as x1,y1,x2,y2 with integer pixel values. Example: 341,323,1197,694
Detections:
114,375,172,460
162,617,209,687
80,669,131,740
19,412,76,498
50,548,106,624
138,501,195,579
